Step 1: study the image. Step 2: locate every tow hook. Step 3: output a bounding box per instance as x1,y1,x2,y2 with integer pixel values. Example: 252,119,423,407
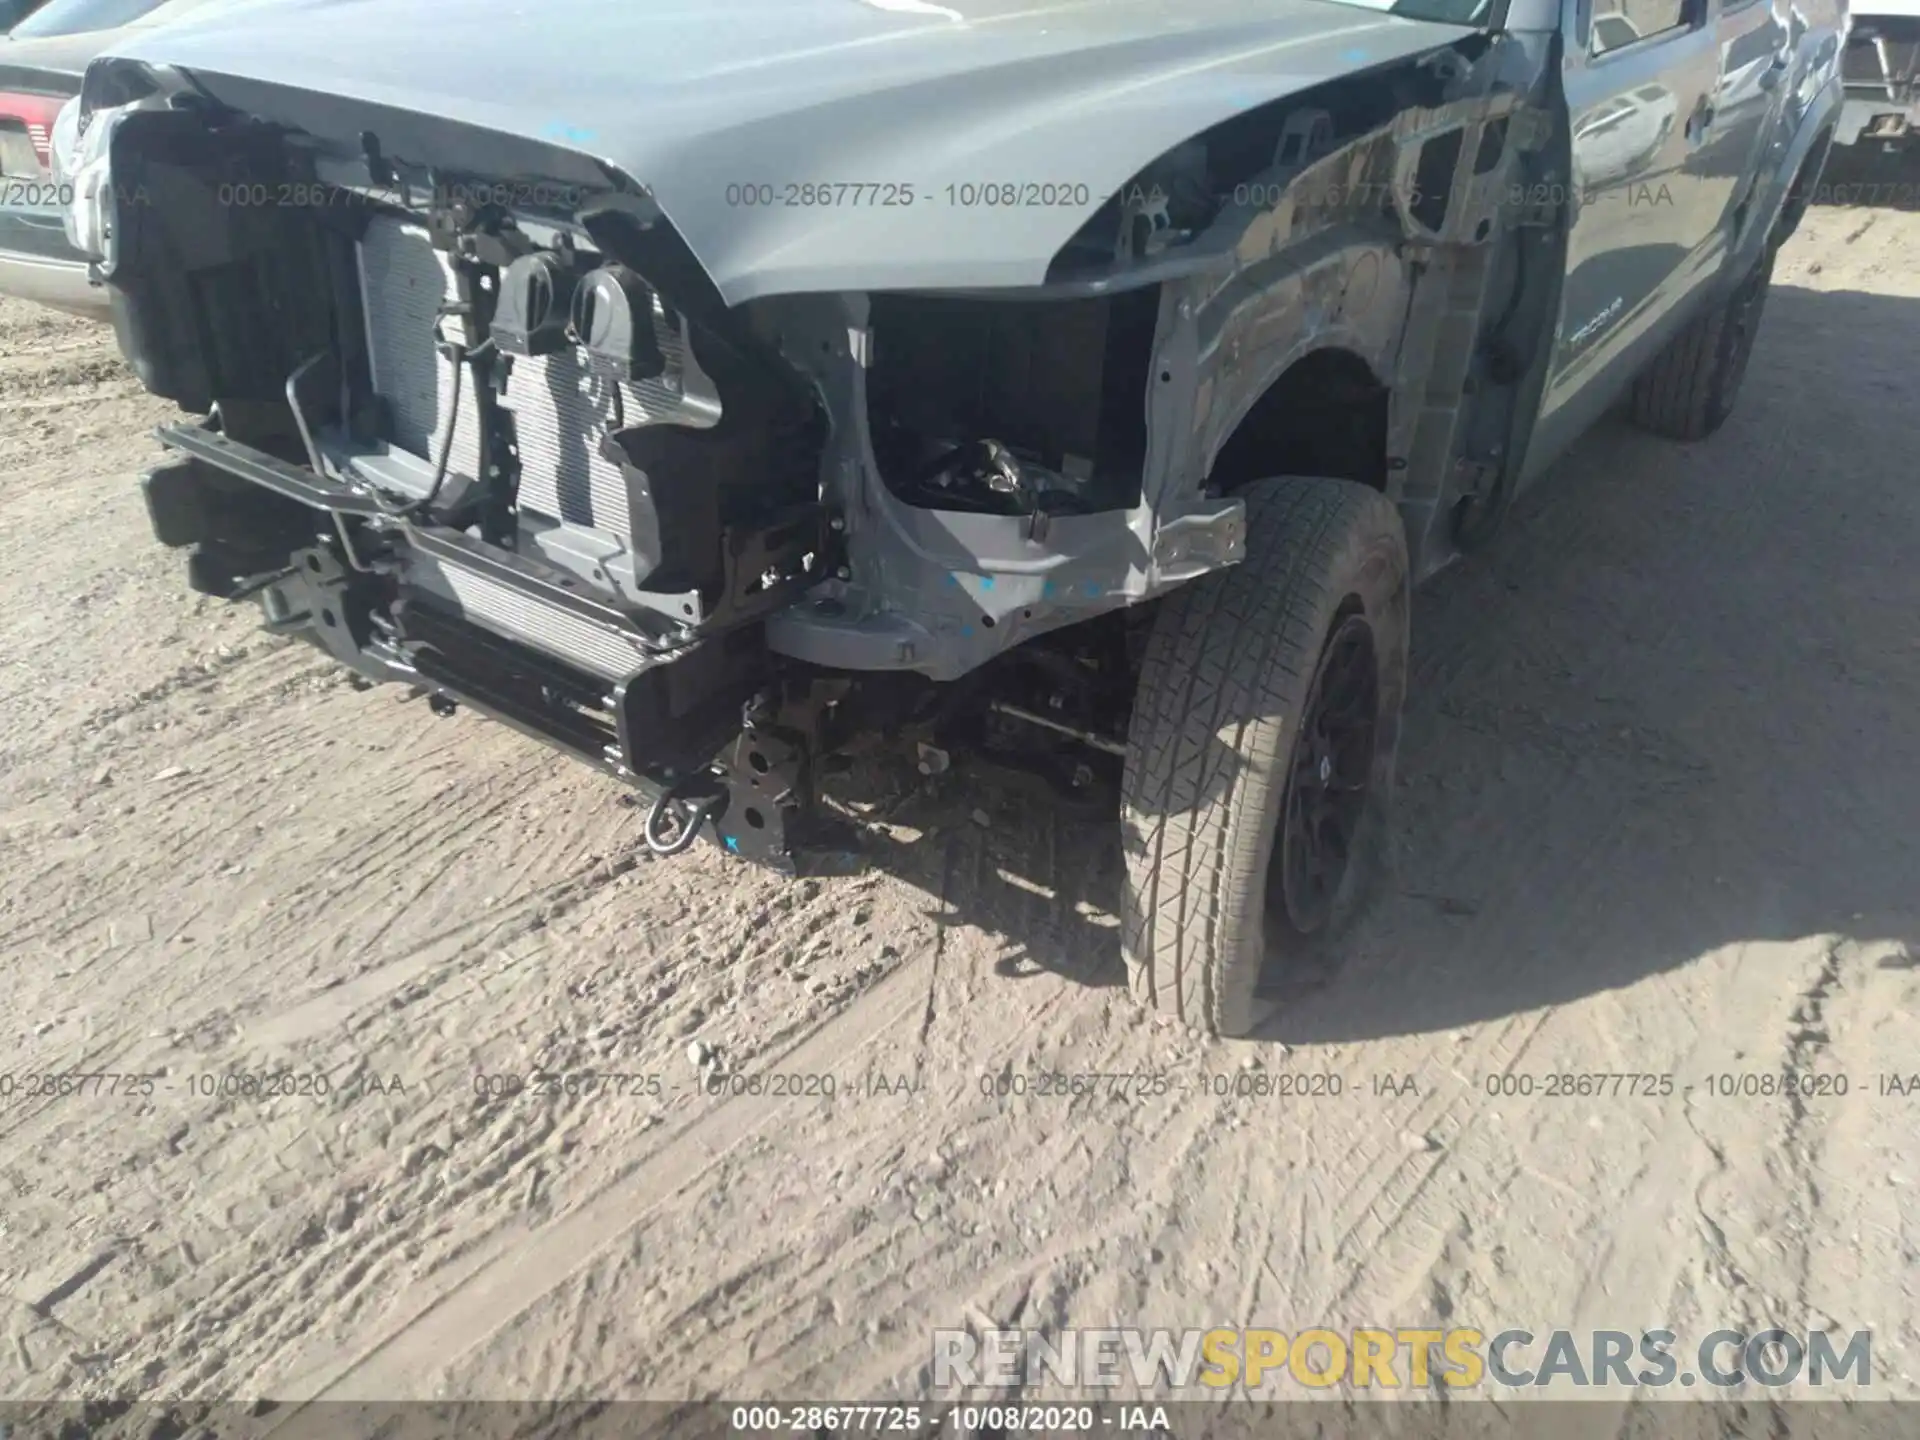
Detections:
643,780,727,858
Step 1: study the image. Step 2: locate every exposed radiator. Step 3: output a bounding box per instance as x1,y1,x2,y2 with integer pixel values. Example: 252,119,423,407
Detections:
417,556,656,682
355,218,718,537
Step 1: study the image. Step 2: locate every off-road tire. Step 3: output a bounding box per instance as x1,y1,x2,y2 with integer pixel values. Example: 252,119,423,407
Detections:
1119,476,1409,1038
1629,252,1774,442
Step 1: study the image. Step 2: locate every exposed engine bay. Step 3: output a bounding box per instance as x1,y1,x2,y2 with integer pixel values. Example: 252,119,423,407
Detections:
67,16,1563,871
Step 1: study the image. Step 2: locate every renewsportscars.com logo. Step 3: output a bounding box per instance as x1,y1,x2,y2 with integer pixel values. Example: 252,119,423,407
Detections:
932,1327,1873,1393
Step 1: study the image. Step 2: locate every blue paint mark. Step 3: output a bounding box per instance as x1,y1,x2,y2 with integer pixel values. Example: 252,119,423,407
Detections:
1082,581,1102,598
542,121,599,144
1042,580,1057,597
724,835,739,853
1226,88,1260,110
1339,46,1372,63
979,576,996,591
945,573,961,587
960,625,975,639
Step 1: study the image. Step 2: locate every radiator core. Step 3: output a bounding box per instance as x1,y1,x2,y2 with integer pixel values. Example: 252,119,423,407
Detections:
355,218,716,538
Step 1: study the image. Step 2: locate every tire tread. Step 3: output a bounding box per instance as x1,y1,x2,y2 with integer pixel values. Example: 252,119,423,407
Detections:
1120,476,1403,1036
1629,254,1773,442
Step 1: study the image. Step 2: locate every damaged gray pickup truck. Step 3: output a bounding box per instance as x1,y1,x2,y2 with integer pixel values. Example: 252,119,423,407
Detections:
61,0,1841,1035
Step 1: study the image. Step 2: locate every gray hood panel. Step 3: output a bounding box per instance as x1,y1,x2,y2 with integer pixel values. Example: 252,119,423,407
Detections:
98,0,1471,302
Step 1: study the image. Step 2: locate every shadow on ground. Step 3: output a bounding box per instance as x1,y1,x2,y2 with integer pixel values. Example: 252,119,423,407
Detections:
840,270,1920,1044
1816,139,1920,212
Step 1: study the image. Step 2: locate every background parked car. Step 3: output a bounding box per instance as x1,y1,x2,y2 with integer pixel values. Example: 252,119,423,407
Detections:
0,0,239,315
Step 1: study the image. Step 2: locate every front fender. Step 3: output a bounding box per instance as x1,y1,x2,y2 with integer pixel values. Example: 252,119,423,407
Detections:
1729,71,1842,282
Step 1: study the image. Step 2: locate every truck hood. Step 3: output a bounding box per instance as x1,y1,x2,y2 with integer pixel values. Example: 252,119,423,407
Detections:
94,0,1474,303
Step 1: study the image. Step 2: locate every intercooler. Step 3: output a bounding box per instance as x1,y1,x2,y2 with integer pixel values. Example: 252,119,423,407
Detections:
411,554,659,682
354,217,719,537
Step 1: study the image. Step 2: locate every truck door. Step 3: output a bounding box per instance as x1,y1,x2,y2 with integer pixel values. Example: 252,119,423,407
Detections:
1521,0,1726,482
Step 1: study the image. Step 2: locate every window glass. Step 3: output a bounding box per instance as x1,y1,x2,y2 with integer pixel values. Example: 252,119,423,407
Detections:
0,0,55,33
1591,0,1688,54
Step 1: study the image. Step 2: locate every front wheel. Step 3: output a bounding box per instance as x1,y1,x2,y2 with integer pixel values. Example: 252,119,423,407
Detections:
1119,476,1409,1038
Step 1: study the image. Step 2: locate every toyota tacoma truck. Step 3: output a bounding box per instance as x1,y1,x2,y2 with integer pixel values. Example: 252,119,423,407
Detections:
59,0,1841,1035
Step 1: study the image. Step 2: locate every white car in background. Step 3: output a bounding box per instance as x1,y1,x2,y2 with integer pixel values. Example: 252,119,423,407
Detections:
1836,0,1920,145
0,0,238,314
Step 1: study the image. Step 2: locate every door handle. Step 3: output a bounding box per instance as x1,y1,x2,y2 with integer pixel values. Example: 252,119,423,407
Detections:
1687,99,1717,139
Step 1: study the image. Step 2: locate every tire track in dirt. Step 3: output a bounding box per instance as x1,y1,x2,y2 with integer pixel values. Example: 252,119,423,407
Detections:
41,841,921,1399
266,953,940,1406
401,806,1192,1402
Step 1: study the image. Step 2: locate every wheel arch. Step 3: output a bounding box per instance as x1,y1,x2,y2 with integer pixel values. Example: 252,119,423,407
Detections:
1202,342,1394,499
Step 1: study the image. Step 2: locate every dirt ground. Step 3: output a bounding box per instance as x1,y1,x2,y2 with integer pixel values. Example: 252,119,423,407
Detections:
0,166,1916,1419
